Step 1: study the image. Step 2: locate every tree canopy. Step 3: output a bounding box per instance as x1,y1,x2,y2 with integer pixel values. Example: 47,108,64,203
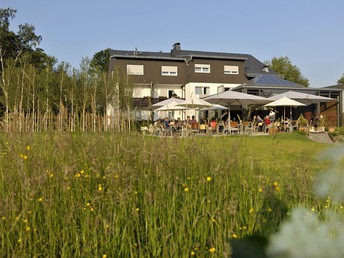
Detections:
265,56,309,87
90,48,111,73
0,8,56,70
337,74,344,84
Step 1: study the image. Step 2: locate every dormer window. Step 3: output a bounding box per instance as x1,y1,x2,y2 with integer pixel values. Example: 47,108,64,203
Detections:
224,65,239,74
195,64,210,73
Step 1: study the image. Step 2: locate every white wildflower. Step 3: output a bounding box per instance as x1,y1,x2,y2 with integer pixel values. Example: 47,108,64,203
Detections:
314,144,344,202
314,167,344,202
267,207,344,258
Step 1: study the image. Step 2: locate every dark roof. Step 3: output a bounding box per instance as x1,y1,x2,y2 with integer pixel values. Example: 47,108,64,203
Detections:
243,74,305,88
109,46,279,77
323,84,344,90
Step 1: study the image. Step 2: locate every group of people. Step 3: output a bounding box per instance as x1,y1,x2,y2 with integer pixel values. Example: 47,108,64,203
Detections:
156,115,199,132
154,108,285,134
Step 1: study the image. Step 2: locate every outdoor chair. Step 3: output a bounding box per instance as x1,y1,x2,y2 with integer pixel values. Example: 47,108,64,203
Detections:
229,122,239,135
161,124,173,136
198,124,207,134
243,121,253,134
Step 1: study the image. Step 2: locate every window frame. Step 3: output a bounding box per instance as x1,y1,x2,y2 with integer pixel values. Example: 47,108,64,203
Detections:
224,65,239,75
195,86,210,96
194,64,211,74
127,64,144,75
161,66,178,76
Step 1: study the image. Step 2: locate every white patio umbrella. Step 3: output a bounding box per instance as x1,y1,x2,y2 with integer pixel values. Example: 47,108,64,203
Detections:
176,97,213,109
152,97,184,108
176,97,212,120
264,96,306,131
156,101,190,120
156,101,190,111
268,90,334,105
203,90,269,123
200,104,228,111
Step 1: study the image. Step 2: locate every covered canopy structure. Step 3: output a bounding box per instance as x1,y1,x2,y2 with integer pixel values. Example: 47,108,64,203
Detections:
204,90,269,130
268,90,334,104
265,96,306,130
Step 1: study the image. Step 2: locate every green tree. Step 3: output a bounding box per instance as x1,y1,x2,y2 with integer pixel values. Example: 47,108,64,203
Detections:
265,56,309,87
90,48,110,73
337,74,344,84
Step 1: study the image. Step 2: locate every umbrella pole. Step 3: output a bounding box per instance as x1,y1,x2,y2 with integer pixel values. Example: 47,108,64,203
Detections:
290,107,293,131
227,106,231,134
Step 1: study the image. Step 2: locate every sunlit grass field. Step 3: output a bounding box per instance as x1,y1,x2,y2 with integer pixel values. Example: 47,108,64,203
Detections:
0,132,337,257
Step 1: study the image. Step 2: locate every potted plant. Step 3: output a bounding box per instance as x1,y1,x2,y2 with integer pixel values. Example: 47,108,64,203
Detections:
298,114,308,132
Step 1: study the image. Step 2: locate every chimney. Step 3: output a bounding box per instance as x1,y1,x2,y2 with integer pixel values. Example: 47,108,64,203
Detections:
171,42,181,57
173,42,181,51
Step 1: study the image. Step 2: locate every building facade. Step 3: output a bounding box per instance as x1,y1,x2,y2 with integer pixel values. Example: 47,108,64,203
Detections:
108,43,342,126
108,43,279,121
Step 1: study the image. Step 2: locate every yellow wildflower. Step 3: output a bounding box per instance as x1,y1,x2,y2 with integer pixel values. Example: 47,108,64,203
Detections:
26,226,31,231
249,208,254,213
232,233,237,238
273,182,278,187
258,188,263,193
268,207,272,212
209,247,216,253
207,176,212,182
98,184,103,192
26,145,31,151
136,208,139,212
184,187,189,192
191,251,196,256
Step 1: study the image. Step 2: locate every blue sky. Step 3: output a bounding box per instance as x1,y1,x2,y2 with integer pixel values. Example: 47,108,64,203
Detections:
2,0,344,87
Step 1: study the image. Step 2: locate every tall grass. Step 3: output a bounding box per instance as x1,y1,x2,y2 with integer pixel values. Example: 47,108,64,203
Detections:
0,132,334,257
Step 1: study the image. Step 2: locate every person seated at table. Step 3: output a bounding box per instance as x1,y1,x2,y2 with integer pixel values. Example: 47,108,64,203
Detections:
200,117,207,125
264,115,273,132
254,115,264,131
190,115,198,130
186,116,191,125
257,115,264,122
169,118,175,126
174,117,182,130
210,118,217,130
163,117,170,129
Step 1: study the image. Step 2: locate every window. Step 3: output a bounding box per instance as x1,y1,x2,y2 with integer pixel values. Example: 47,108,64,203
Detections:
195,64,210,73
161,66,178,76
195,86,210,96
224,65,239,74
127,65,144,75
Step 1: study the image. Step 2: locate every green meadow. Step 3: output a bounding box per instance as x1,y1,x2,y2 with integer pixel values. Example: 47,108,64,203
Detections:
0,132,339,257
